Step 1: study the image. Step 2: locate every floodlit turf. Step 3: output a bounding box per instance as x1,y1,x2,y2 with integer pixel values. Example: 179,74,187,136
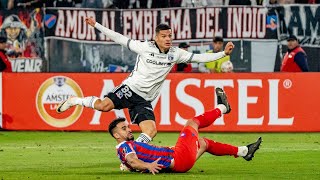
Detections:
0,131,320,179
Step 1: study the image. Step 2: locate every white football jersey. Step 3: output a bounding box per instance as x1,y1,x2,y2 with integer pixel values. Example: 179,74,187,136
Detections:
122,40,193,101
95,22,226,101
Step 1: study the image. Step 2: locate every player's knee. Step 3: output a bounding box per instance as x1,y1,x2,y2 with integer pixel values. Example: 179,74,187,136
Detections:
144,128,157,139
185,119,199,129
149,128,157,139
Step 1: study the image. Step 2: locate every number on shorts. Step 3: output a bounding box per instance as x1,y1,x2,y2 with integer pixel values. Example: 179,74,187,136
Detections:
121,86,132,99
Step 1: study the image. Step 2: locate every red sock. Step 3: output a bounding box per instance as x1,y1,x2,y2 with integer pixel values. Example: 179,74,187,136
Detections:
203,138,238,157
192,108,221,129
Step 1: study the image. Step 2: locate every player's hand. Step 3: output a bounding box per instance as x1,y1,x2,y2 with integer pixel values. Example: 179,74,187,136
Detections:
85,17,96,27
224,42,235,55
147,158,163,175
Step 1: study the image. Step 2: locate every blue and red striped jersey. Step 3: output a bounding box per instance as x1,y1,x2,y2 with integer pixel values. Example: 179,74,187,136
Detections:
116,141,174,171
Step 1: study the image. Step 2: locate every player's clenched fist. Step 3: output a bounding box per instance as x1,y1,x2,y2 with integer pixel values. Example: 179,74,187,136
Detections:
85,17,96,27
224,42,235,55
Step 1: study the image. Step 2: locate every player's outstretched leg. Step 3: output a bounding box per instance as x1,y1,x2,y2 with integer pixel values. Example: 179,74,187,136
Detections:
56,96,81,113
243,137,262,161
56,96,114,113
197,137,262,161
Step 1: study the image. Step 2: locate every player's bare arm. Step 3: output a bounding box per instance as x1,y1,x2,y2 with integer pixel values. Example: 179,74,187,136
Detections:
126,154,163,175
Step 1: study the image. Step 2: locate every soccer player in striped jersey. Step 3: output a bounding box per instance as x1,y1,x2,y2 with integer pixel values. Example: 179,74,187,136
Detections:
56,17,235,144
110,88,262,174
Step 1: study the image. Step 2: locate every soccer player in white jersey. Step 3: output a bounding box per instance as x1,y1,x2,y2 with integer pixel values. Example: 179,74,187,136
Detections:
56,17,235,143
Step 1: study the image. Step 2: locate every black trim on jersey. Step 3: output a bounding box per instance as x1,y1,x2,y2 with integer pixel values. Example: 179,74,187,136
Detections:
187,53,194,63
128,55,140,77
155,42,169,54
127,39,132,51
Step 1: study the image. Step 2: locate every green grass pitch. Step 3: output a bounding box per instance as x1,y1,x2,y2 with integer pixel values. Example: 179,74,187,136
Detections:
0,131,320,179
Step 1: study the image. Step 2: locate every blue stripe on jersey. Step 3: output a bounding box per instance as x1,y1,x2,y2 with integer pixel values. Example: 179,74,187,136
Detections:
138,157,171,168
134,142,174,153
135,151,172,162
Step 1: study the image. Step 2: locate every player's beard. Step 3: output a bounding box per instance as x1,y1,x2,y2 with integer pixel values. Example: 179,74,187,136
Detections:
126,134,134,141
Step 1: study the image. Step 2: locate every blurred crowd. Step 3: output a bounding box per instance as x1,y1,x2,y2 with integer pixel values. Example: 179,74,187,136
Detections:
0,0,319,10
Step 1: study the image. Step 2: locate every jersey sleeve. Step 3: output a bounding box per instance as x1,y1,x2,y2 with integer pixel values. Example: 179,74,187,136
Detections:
176,48,194,63
191,52,226,63
127,39,148,54
95,22,146,54
117,142,136,162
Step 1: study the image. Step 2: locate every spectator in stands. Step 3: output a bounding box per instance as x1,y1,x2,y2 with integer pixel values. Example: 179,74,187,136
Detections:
54,0,75,7
171,42,192,73
113,0,130,9
281,35,309,72
82,0,104,8
14,0,48,8
181,0,207,7
151,0,169,8
137,0,150,8
199,36,232,73
102,0,115,8
295,0,320,3
278,0,295,4
227,0,255,5
0,0,14,9
170,0,182,7
0,36,12,72
262,0,278,5
207,0,225,6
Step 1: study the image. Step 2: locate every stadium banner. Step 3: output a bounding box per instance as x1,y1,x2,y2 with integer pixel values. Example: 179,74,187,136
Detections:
44,7,270,42
2,73,320,132
0,8,46,72
277,5,320,47
44,7,275,73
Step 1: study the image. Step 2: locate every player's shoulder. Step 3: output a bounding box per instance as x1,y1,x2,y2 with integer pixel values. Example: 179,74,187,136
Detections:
169,46,182,54
144,40,157,48
116,141,132,149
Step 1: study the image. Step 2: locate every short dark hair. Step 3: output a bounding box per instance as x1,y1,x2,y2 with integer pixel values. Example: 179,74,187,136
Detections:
213,36,223,43
108,117,126,138
156,23,171,34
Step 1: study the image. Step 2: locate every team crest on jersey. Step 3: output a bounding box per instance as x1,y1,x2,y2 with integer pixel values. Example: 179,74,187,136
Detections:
168,54,174,61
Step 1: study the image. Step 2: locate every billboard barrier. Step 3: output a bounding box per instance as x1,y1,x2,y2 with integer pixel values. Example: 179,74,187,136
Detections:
2,73,320,132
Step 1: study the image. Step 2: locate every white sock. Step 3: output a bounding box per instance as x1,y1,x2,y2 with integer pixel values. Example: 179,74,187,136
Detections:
237,146,248,157
216,104,227,114
135,133,152,143
74,96,99,109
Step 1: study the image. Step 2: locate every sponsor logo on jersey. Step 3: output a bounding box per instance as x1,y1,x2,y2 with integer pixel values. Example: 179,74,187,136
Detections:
146,59,171,66
36,76,83,128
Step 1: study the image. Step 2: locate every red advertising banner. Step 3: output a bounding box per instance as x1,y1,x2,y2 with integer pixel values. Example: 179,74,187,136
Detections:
2,73,320,132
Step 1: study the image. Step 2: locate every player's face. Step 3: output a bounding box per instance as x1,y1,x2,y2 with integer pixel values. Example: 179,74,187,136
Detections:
155,29,172,52
287,40,298,50
114,122,134,141
213,41,223,52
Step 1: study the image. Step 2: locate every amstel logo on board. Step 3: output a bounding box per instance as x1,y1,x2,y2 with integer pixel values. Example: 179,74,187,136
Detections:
36,76,83,128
